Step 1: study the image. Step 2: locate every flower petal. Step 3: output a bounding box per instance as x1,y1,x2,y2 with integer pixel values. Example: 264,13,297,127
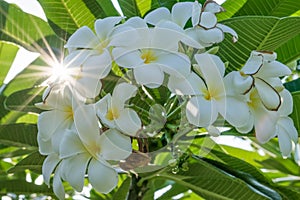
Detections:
171,2,193,27
95,94,116,128
112,83,137,105
88,159,118,193
186,27,224,47
186,96,218,127
277,117,298,143
64,26,98,49
242,53,263,75
204,1,224,13
144,7,171,25
236,115,254,134
216,24,238,43
199,12,217,29
38,135,53,155
277,125,293,157
42,153,60,186
225,71,253,94
74,104,99,145
192,1,202,27
98,129,132,160
255,77,281,111
112,48,144,68
256,61,291,78
60,153,90,192
168,72,205,95
157,52,191,78
60,130,86,159
53,165,65,200
279,89,293,116
115,108,141,136
94,17,123,40
134,64,164,88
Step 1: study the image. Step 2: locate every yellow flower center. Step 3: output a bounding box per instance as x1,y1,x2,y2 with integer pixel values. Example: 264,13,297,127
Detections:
141,50,157,64
65,106,74,120
203,89,211,100
106,107,120,121
97,39,109,54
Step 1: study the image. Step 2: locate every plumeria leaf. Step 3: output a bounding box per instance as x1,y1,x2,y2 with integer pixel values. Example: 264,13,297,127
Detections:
217,16,300,71
289,91,300,135
38,0,118,39
218,0,300,21
0,123,38,147
112,177,131,200
4,87,45,113
8,151,45,174
0,2,63,50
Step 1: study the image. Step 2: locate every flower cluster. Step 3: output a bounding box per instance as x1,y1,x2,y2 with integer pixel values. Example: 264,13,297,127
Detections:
36,0,298,199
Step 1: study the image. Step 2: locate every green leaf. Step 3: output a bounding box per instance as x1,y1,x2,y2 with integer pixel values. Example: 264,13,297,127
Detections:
0,123,38,147
0,179,53,195
8,151,45,174
218,0,300,21
112,177,131,200
276,34,300,64
0,2,62,50
157,183,188,200
0,41,19,85
0,147,34,159
4,86,45,113
284,78,300,93
157,158,271,200
217,16,300,71
290,91,300,135
38,0,118,39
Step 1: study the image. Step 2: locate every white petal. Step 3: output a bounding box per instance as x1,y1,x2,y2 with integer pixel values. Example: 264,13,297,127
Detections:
204,1,224,13
134,64,164,88
64,50,94,69
123,17,148,28
38,111,67,141
225,71,253,94
242,54,263,75
254,108,278,143
277,125,293,157
65,26,98,49
95,94,116,128
95,17,123,40
192,1,202,27
194,53,226,97
112,83,137,105
157,52,191,78
254,51,277,62
171,2,193,27
256,61,291,78
149,27,183,51
186,96,218,127
216,24,238,43
115,108,141,136
186,28,224,46
60,153,90,192
199,12,217,29
144,7,171,25
74,104,99,145
42,153,60,186
277,117,298,143
255,78,281,111
236,115,254,134
279,89,293,116
98,129,132,160
207,125,221,137
168,72,205,95
88,159,118,193
53,166,65,200
112,48,144,68
218,96,251,127
60,130,85,159
38,135,53,155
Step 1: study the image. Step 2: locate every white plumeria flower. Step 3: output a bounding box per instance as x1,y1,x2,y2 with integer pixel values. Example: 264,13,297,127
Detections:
231,51,291,111
62,17,124,98
112,17,191,88
168,53,250,129
57,104,132,194
36,85,78,154
276,89,298,157
185,0,238,48
96,82,141,136
235,88,279,143
144,2,194,28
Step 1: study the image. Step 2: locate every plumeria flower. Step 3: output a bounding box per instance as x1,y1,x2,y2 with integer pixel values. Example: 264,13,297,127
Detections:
58,103,132,194
235,88,279,143
275,89,298,157
185,0,238,48
96,82,141,136
231,51,291,111
112,17,191,88
61,17,124,98
168,53,250,130
36,85,78,154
